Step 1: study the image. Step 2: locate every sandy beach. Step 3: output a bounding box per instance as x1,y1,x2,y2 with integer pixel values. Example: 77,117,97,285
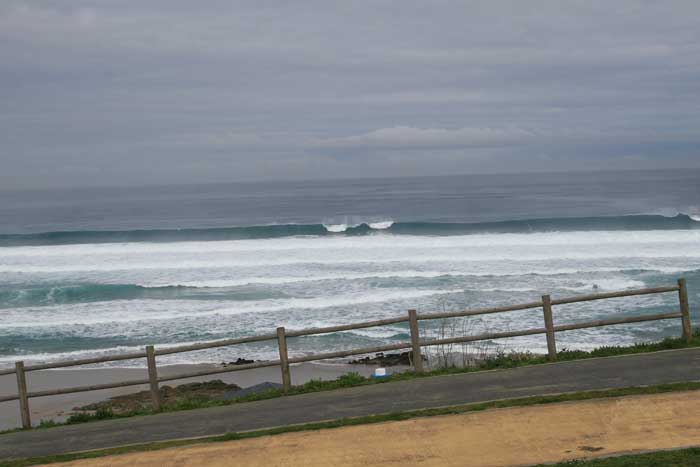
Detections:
0,362,390,430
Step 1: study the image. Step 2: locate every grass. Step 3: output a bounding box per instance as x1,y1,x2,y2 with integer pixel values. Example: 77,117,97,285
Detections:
2,381,700,467
3,329,700,433
536,447,700,466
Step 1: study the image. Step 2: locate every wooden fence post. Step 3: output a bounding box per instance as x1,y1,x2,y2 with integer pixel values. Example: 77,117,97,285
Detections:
679,278,692,344
542,295,557,361
15,361,31,429
277,327,291,393
146,345,161,412
408,309,424,373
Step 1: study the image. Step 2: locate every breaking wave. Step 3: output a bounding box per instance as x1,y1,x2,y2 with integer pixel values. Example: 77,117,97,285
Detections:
1,214,698,247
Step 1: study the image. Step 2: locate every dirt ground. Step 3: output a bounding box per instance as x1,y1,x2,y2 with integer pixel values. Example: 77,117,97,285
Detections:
46,390,700,467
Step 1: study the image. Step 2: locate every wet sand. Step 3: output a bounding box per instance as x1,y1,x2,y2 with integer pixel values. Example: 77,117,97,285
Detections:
44,390,700,467
0,362,389,430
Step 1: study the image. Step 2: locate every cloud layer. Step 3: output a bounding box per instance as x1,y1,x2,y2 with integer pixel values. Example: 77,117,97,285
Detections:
311,127,537,149
1,1,699,188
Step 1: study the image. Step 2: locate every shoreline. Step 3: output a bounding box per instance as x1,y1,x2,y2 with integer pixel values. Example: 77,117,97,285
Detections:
0,361,403,431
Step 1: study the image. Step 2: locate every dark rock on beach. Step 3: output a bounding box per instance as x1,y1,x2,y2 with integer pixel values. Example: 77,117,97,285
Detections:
349,351,421,366
222,357,256,366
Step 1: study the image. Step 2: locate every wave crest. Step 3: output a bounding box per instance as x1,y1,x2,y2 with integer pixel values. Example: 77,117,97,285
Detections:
323,219,394,233
1,214,698,246
323,223,350,233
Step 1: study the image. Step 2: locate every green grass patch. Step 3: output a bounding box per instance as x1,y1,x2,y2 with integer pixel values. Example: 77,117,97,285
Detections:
4,329,700,433
3,381,700,467
533,446,700,466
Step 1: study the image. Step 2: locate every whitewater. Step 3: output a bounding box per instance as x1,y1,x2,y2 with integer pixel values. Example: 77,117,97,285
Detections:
1,223,699,367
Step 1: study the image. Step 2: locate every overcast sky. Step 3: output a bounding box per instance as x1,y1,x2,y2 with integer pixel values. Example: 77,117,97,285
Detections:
1,1,699,189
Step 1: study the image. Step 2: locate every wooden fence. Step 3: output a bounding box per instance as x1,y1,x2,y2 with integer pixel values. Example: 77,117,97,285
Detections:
0,278,693,429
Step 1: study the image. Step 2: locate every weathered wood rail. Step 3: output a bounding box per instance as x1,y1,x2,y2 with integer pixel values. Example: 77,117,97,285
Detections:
0,278,693,429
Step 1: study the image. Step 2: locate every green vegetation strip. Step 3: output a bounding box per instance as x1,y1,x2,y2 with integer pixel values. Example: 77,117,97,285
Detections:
534,447,700,466
2,381,700,467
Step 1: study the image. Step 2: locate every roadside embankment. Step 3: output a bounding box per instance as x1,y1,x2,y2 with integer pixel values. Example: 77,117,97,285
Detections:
40,389,700,467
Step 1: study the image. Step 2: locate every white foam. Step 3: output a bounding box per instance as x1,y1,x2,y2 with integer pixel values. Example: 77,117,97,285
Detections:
3,228,700,275
136,266,692,289
586,278,646,291
0,345,148,366
368,220,394,229
475,287,540,293
323,223,349,233
0,288,462,328
141,271,454,288
467,279,645,293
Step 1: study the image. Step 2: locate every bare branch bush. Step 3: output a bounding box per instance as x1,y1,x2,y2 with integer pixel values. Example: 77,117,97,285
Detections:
421,300,483,369
422,300,522,370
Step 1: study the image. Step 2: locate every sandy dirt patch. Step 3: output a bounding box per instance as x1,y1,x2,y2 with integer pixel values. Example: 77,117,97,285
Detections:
45,390,700,467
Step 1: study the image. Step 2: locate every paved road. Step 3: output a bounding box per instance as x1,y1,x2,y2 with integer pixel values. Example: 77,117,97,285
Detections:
3,348,700,461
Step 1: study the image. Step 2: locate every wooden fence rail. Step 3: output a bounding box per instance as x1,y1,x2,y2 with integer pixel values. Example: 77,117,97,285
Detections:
0,278,692,429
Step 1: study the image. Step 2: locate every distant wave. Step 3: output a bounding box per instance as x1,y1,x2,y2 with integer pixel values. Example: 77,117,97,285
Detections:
0,283,282,308
1,214,698,247
322,220,395,232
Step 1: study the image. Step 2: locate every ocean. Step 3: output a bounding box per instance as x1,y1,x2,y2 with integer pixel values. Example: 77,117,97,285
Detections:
1,169,699,367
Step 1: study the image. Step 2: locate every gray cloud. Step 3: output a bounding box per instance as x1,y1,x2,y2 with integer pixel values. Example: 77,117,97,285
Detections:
310,127,537,150
1,0,699,188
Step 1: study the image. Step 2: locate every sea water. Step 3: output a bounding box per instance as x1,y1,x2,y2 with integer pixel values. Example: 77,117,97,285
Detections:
0,169,699,367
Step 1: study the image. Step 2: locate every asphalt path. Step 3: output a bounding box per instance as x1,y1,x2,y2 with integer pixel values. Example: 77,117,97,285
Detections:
3,347,700,461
